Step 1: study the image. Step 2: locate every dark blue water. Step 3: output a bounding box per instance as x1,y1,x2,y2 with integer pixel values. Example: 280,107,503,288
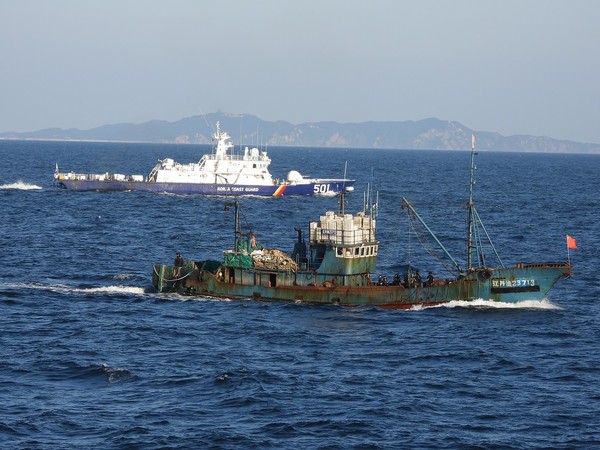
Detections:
1,140,599,449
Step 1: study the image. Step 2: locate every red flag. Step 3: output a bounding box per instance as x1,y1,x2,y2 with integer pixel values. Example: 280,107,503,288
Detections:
566,235,577,249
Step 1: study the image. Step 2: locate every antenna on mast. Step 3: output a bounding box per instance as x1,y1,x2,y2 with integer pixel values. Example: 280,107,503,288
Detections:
467,134,477,270
338,161,349,216
465,135,504,270
224,201,241,252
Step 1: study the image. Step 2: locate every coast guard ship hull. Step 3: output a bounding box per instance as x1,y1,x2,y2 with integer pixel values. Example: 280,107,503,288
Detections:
54,178,352,196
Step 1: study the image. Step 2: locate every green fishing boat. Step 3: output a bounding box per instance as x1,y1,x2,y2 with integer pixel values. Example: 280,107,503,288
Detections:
152,138,572,309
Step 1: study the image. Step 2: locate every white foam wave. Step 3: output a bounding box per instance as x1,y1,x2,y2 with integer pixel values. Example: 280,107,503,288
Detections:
75,285,146,295
154,292,231,302
0,281,146,296
316,191,338,197
0,181,43,190
112,273,136,280
422,298,561,310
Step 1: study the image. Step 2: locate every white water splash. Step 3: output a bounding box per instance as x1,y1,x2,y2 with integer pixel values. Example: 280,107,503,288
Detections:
0,181,43,190
74,285,147,295
0,281,146,296
112,273,137,280
423,298,561,310
156,293,233,302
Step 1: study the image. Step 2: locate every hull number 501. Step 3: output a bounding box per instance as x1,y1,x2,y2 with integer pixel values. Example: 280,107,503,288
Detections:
313,184,331,194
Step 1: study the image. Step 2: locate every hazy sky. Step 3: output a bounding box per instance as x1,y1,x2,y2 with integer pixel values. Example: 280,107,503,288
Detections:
2,0,599,143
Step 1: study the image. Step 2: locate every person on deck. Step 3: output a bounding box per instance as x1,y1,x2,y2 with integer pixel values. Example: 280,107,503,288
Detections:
414,270,422,288
174,253,184,267
425,271,434,287
403,272,410,288
248,233,262,253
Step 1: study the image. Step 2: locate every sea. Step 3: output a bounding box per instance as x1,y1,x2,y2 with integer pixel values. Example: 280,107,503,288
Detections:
1,140,599,449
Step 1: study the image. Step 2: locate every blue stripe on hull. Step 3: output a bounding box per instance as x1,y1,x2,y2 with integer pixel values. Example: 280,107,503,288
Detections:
57,180,354,196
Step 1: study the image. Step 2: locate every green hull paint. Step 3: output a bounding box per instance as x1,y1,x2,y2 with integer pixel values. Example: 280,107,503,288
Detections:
152,262,572,309
152,140,572,309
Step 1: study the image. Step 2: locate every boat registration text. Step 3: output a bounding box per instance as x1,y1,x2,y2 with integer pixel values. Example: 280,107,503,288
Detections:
491,279,536,288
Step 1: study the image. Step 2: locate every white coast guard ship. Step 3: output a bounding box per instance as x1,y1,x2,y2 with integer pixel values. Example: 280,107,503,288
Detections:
54,122,354,196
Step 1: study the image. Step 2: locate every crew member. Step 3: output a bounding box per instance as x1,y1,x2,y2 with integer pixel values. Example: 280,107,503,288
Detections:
425,271,434,287
403,272,410,288
248,233,262,252
174,253,184,267
414,270,422,287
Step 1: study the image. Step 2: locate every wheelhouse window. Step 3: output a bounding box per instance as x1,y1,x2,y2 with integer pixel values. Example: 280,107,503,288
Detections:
335,245,377,258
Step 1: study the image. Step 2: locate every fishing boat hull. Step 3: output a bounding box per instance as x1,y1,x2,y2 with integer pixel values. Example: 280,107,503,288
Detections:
152,262,572,309
55,178,354,196
150,135,573,310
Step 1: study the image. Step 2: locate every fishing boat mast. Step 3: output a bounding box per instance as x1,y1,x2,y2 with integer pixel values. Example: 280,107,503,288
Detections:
467,135,476,271
225,200,242,252
465,136,505,270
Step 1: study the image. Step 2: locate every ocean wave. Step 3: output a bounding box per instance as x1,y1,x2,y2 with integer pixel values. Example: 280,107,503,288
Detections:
0,281,146,297
0,181,43,190
46,362,134,384
111,273,138,280
154,292,232,303
74,285,147,295
422,298,561,310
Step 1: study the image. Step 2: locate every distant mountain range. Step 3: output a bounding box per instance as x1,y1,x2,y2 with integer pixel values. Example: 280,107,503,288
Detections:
1,112,598,153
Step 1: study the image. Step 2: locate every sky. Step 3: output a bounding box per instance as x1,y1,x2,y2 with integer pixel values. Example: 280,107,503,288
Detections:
2,0,599,143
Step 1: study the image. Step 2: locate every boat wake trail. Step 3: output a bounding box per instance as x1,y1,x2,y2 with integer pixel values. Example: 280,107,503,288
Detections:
73,285,148,296
0,281,146,297
420,298,561,310
0,181,43,190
